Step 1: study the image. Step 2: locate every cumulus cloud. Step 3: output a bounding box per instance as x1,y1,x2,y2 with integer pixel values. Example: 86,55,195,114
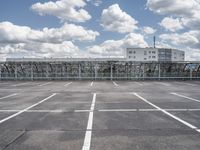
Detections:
146,0,199,18
143,26,156,34
147,0,200,30
159,31,199,48
101,4,138,33
87,33,148,56
159,17,184,32
0,42,80,58
31,0,91,22
0,21,100,58
0,22,99,44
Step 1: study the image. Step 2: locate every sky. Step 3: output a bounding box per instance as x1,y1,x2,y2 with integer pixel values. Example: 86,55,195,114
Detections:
0,0,200,60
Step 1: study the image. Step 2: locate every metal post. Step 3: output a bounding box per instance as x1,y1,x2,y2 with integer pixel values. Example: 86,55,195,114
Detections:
190,69,193,80
78,63,81,80
158,63,161,80
94,64,98,80
15,63,17,80
110,64,113,80
0,64,1,81
46,63,49,80
31,63,33,81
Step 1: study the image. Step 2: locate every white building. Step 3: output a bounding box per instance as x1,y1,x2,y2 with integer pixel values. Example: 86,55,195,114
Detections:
126,48,185,61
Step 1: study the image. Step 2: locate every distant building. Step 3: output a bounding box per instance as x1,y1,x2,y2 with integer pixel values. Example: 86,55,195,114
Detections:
126,48,185,61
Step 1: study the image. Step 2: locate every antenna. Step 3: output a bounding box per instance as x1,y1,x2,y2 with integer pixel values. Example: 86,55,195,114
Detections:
153,36,156,48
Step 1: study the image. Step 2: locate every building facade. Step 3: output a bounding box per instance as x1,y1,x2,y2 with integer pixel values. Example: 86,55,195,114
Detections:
126,48,185,61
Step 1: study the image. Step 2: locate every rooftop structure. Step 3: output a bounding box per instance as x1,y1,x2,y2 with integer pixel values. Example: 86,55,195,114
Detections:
126,48,185,62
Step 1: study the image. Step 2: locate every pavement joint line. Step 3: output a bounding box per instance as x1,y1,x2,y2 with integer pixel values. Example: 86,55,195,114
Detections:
38,82,52,87
0,93,57,124
133,93,200,133
0,93,18,100
171,93,200,103
113,81,119,87
90,82,94,86
82,93,96,150
64,82,72,87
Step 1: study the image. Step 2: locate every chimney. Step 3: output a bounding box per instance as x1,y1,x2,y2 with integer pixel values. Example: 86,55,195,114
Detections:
153,36,156,48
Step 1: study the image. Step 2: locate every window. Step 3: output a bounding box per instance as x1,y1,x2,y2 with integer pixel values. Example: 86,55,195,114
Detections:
149,51,151,54
152,56,156,58
133,51,136,54
152,51,156,54
129,56,131,58
144,58,147,60
133,56,136,59
129,51,132,54
144,51,147,55
149,56,151,58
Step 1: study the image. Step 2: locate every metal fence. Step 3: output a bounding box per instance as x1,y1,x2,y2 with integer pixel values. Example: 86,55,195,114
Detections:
0,61,200,80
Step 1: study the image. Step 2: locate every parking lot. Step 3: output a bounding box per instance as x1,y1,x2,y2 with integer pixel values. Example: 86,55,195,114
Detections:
0,80,200,150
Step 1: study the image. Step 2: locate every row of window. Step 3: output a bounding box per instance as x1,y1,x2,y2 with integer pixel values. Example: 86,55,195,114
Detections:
128,51,156,54
128,56,156,59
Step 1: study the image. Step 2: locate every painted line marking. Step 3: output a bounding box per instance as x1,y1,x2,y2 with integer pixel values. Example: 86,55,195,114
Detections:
0,93,57,124
133,93,200,133
0,109,91,113
98,108,200,112
64,82,72,87
157,82,170,86
0,108,200,113
90,82,94,87
0,89,22,90
135,82,143,86
38,82,52,87
82,93,96,150
0,93,18,100
171,93,200,103
113,81,119,87
12,82,30,87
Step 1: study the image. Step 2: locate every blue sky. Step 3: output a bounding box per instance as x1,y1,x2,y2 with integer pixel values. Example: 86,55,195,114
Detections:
0,0,200,60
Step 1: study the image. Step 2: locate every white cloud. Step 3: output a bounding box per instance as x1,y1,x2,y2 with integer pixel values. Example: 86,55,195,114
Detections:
88,33,148,56
101,4,138,33
159,31,199,47
89,0,102,6
0,41,80,58
146,0,199,17
31,0,91,22
147,0,200,30
159,17,184,32
0,21,100,58
143,26,156,34
0,22,99,44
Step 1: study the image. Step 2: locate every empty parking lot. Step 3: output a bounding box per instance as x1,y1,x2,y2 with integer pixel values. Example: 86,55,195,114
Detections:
0,80,200,150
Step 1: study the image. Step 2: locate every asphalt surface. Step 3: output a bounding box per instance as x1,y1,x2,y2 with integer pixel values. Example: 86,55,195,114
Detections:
0,80,200,150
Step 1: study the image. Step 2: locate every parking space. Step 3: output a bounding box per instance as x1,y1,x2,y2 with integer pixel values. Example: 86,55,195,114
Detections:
0,80,199,150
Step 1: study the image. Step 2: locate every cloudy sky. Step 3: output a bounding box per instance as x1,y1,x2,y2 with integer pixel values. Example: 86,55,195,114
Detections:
0,0,200,60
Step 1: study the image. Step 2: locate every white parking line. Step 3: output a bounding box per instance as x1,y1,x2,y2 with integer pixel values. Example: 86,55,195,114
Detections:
64,82,72,87
90,82,94,87
82,93,96,150
98,108,200,112
157,82,170,86
0,108,200,113
135,82,143,86
171,93,200,103
0,93,18,100
0,93,57,124
134,93,200,133
12,82,30,87
113,81,119,87
38,82,52,87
